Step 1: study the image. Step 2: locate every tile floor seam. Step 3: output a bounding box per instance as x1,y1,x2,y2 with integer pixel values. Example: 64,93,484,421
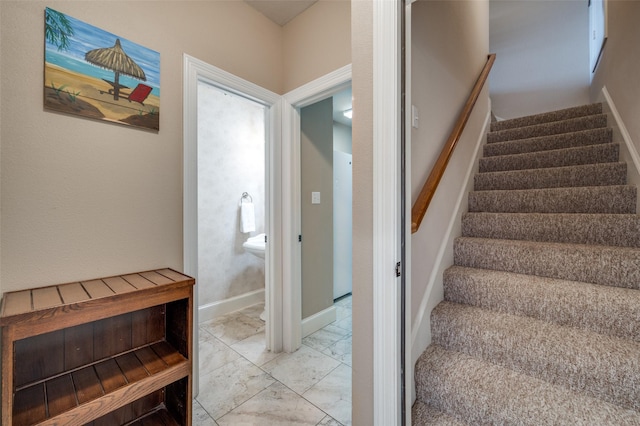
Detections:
196,297,352,425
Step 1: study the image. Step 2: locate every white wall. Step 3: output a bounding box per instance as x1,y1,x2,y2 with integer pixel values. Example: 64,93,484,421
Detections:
490,0,591,119
197,82,265,308
591,0,640,154
333,121,352,154
410,0,490,362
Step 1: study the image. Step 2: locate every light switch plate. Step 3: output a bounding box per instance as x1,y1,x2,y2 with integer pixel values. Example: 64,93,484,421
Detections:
312,192,321,204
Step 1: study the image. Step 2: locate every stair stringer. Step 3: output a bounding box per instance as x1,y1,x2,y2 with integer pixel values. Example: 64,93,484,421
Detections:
600,86,640,212
411,107,491,403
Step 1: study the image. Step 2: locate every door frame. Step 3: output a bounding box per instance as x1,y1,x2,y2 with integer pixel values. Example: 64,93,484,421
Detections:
281,65,352,352
373,0,405,423
183,54,283,395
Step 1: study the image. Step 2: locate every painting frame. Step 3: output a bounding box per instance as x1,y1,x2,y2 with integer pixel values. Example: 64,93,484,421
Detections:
44,7,160,131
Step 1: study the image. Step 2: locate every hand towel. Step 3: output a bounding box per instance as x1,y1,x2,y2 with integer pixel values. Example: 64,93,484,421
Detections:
240,202,256,233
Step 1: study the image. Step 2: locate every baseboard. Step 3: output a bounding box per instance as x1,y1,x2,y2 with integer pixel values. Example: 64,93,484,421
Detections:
302,305,337,338
198,289,264,324
600,86,640,211
411,107,491,366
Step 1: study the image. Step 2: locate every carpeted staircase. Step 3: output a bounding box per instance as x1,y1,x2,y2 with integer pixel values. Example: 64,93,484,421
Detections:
413,103,640,425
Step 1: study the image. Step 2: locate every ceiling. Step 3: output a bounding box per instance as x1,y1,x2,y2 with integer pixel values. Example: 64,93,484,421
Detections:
244,0,319,26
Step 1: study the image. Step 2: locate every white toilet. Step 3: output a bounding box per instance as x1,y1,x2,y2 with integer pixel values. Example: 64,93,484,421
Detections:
242,233,265,259
242,233,267,321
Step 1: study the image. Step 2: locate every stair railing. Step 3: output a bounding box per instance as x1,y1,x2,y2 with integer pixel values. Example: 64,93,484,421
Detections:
411,53,496,233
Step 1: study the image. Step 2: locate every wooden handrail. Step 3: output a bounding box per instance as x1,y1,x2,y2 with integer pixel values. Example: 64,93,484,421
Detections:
411,53,496,233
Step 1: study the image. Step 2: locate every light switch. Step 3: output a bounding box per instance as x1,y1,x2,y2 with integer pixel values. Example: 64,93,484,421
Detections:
412,105,419,128
312,192,321,204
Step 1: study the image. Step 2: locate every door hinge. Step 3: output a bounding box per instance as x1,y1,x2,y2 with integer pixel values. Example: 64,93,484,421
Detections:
298,234,302,242
396,261,402,277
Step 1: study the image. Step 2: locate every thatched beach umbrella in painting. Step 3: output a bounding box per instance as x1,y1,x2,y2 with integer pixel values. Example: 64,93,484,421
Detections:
85,38,146,100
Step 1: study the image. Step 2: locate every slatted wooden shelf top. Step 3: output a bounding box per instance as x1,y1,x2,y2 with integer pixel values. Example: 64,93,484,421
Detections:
0,268,195,426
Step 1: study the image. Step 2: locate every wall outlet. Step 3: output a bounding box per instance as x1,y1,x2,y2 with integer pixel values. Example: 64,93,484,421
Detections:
311,192,321,204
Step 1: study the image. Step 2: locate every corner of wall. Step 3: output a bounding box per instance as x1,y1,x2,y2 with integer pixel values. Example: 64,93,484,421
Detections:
599,87,640,212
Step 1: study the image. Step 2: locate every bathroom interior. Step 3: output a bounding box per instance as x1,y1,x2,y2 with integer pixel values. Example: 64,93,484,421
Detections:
194,81,354,423
196,80,353,351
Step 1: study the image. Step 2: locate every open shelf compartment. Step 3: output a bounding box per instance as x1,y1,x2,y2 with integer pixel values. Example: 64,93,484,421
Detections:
1,269,194,426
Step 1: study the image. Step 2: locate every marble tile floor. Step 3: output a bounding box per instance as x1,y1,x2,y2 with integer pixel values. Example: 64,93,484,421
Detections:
194,295,353,426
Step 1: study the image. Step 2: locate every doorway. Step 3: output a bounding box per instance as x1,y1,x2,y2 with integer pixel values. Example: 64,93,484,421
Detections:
196,80,267,325
281,65,352,352
183,55,282,396
299,87,353,336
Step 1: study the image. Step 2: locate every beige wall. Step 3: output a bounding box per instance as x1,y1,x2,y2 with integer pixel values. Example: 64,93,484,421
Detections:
410,0,490,359
282,0,351,93
590,0,640,153
0,1,282,293
351,1,374,424
0,2,3,296
0,0,352,294
300,97,334,319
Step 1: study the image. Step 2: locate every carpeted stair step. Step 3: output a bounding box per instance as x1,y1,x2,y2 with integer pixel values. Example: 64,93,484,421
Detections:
483,127,613,157
487,114,608,143
431,301,640,410
415,345,640,425
412,401,466,426
490,103,603,132
474,162,627,191
468,185,636,214
454,237,640,289
461,212,640,247
478,143,619,173
415,101,640,423
443,266,640,342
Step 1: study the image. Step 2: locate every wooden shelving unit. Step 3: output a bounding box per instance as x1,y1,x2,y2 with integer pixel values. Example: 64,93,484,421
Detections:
0,268,194,426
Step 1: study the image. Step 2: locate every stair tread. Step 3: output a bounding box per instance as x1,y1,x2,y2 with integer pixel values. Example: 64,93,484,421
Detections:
474,162,627,191
461,211,640,247
444,265,640,342
479,143,619,173
432,300,640,410
487,114,608,143
469,185,637,214
417,103,640,423
454,237,640,289
484,127,613,157
415,345,640,425
490,103,603,132
412,401,466,426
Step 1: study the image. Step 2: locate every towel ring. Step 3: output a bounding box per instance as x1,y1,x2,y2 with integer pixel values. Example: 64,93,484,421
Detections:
241,192,253,203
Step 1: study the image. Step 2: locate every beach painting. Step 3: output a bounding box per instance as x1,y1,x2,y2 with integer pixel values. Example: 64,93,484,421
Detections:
44,8,160,131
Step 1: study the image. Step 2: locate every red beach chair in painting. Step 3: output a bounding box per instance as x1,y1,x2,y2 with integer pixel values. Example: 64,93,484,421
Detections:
100,82,153,105
124,83,153,106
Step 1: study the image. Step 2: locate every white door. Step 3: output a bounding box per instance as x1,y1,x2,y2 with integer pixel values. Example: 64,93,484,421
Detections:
333,150,352,299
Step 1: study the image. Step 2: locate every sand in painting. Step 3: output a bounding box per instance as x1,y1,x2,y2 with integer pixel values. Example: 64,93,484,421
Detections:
44,63,160,130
